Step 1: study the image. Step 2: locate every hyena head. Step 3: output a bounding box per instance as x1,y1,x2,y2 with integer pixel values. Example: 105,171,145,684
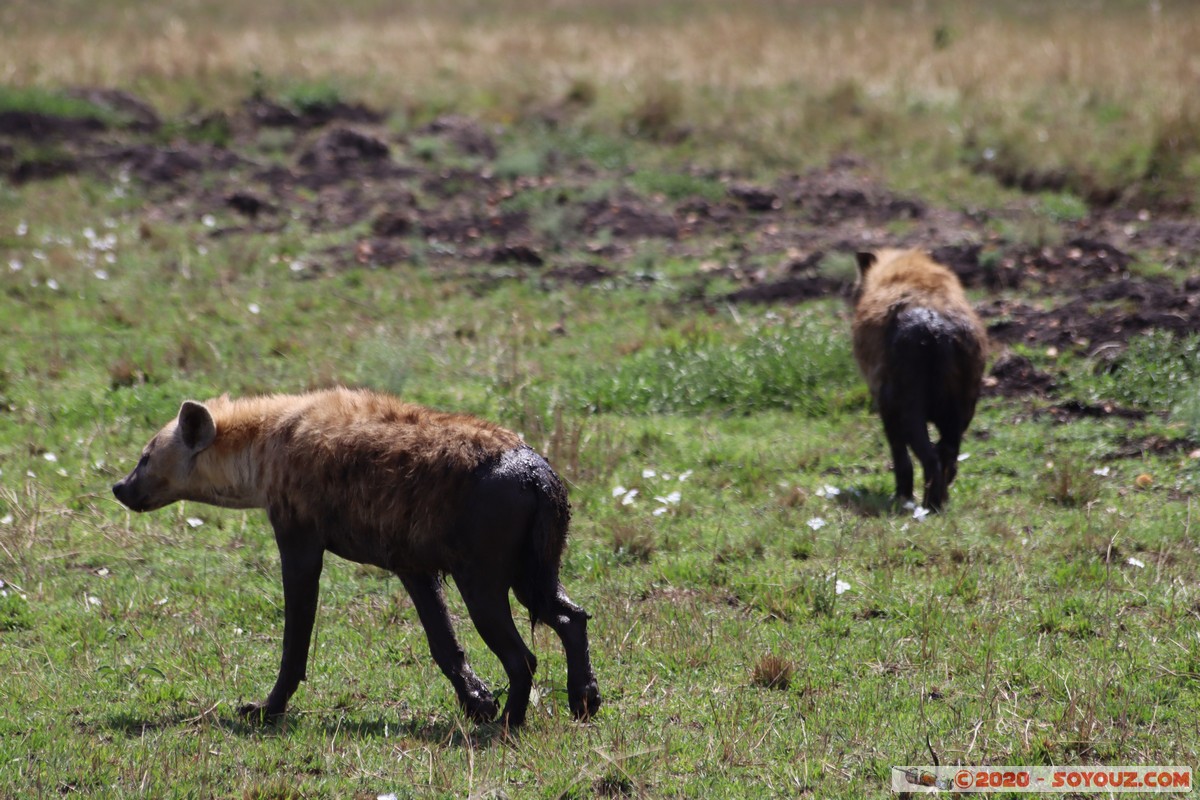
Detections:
112,400,217,512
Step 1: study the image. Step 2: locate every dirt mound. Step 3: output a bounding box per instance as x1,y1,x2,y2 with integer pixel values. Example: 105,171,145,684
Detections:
781,165,925,224
584,198,679,239
982,278,1200,350
0,110,105,139
298,126,391,170
723,275,846,305
241,96,384,130
416,115,498,159
984,353,1056,398
6,84,1200,410
103,143,243,185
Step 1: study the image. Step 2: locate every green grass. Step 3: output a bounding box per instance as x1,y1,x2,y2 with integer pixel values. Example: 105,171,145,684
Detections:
2,172,1199,798
0,85,117,122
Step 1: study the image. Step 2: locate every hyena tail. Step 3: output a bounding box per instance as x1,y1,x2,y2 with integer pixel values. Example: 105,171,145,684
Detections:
886,307,960,508
516,449,572,628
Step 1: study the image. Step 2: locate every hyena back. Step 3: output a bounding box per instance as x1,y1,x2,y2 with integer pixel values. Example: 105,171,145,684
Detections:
852,249,987,511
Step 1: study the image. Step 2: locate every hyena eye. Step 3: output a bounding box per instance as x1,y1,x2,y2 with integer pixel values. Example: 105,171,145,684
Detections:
137,454,150,469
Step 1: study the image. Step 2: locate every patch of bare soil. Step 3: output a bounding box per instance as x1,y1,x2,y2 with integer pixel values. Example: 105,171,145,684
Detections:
6,87,1200,403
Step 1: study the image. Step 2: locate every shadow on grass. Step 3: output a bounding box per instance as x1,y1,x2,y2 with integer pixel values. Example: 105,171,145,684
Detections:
101,710,198,737
832,483,895,517
318,715,511,748
102,704,512,748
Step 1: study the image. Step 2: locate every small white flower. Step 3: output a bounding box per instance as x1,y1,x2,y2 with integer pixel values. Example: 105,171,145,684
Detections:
32,249,45,261
0,514,13,525
94,269,109,280
86,595,101,608
57,469,68,478
1127,557,1145,569
957,453,970,462
807,517,827,531
104,252,116,264
835,579,851,595
289,260,305,273
202,214,216,228
16,221,28,236
43,452,58,463
1093,466,1111,477
621,489,638,506
8,259,22,272
46,278,59,291
678,470,693,482
654,491,681,505
83,227,96,241
379,794,399,800
642,468,656,479
912,506,931,521
154,597,169,606
25,471,35,478
816,484,841,498
248,303,261,315
186,517,204,528
612,485,627,498
652,507,669,517
662,473,672,481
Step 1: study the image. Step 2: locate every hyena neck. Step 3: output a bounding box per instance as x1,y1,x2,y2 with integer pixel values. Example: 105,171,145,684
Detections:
192,432,271,510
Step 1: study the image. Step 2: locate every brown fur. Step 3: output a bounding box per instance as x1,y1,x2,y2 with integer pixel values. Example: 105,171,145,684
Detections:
113,386,600,727
852,249,987,510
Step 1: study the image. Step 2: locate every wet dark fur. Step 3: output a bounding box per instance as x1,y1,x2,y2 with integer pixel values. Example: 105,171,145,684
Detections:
113,387,601,728
853,250,987,511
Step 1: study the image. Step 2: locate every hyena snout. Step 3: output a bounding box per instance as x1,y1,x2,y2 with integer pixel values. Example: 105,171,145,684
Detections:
112,477,150,512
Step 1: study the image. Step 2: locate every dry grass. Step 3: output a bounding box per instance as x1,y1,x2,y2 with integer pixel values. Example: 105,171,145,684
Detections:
750,653,794,691
3,2,1197,141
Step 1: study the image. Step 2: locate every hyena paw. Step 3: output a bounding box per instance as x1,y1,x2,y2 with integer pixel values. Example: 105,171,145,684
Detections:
569,680,602,721
237,700,285,724
461,690,499,723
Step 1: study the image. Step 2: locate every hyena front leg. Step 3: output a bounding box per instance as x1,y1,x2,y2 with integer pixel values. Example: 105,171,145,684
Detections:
240,532,325,722
399,573,499,723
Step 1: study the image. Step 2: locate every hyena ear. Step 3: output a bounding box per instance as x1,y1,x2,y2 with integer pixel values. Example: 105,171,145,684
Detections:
177,400,217,452
855,251,878,275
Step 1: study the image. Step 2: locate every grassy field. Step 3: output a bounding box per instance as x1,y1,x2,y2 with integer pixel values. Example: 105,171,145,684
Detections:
3,1,1200,798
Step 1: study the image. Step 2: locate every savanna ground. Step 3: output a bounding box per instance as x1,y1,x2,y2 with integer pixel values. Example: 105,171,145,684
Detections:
2,1,1200,797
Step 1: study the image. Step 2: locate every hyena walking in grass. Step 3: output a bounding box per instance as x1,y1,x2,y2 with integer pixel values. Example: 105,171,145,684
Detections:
113,387,601,728
852,249,987,511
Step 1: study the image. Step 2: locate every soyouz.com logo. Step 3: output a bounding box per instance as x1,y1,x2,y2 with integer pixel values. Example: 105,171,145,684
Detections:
891,766,1192,793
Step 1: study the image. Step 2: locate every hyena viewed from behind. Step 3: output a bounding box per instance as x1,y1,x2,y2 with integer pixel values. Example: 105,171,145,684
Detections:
851,248,987,511
112,387,601,728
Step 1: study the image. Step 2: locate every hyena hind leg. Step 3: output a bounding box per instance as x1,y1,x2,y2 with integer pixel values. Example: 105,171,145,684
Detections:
881,410,916,503
399,573,499,723
454,572,537,730
518,585,602,721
